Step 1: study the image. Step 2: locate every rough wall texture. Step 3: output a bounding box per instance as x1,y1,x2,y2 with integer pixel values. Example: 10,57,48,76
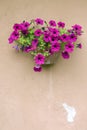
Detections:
0,0,87,130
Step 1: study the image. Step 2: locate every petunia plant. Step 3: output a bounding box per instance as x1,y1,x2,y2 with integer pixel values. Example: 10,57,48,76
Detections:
8,18,83,72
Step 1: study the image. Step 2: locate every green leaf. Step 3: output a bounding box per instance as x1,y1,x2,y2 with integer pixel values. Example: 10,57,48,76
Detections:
43,51,49,56
29,28,34,34
29,35,34,40
38,46,45,51
38,35,43,42
17,37,26,45
61,42,66,50
30,51,37,56
59,28,68,35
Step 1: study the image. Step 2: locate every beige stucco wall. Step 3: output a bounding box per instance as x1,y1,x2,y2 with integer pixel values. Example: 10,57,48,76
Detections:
0,0,87,130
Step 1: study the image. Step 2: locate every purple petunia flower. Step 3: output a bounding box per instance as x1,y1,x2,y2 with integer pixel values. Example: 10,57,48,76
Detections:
61,34,69,42
34,29,42,37
56,35,61,41
32,38,38,50
72,24,82,35
49,49,54,55
21,21,30,30
58,21,65,28
77,43,82,49
51,42,60,52
62,51,70,59
72,24,82,31
8,37,14,44
68,29,74,33
51,28,59,37
35,18,44,25
32,38,38,45
48,27,54,32
49,20,56,26
43,34,50,42
69,33,77,42
24,46,32,53
65,42,74,53
22,30,28,35
13,23,21,31
33,65,42,72
49,35,57,44
11,31,19,40
43,30,50,35
34,54,45,65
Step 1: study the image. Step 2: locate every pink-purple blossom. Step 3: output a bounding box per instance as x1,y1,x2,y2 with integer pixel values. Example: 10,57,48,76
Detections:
24,46,32,53
35,18,44,25
51,28,59,37
34,54,45,65
13,23,21,31
61,34,69,42
49,20,56,26
58,21,65,28
43,30,50,35
51,42,60,52
9,31,19,42
13,22,30,31
32,38,38,50
72,24,82,35
32,38,38,45
72,24,82,31
34,29,42,37
48,27,53,32
43,34,50,42
33,65,42,72
77,43,82,49
8,37,14,44
12,31,19,39
21,21,30,30
56,35,61,41
68,29,74,33
69,33,77,42
65,42,74,53
22,30,28,35
62,51,70,59
49,35,57,44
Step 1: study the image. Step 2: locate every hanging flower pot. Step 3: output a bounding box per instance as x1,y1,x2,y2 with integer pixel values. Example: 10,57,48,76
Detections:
8,18,83,72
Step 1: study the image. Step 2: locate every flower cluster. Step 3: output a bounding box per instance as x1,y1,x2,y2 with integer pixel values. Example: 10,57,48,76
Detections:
8,18,83,72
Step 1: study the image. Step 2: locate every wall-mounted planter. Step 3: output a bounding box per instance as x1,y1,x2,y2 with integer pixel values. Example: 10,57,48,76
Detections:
8,18,83,72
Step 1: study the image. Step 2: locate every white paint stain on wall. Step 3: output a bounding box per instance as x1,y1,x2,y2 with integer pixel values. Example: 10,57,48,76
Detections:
62,103,76,123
